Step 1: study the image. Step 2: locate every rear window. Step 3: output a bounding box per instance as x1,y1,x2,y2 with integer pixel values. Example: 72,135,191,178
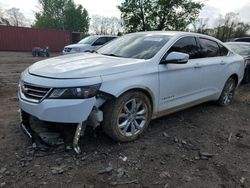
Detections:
226,43,250,56
199,38,220,58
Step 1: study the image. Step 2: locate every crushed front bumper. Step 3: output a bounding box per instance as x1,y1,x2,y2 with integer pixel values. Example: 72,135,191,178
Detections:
19,96,96,123
18,95,96,154
19,110,87,154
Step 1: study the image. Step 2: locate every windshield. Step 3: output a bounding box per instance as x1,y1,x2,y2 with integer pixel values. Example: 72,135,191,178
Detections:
226,43,250,56
97,33,172,59
78,36,98,44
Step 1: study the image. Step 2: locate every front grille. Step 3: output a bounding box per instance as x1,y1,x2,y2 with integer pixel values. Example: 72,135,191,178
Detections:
64,48,72,52
21,82,51,102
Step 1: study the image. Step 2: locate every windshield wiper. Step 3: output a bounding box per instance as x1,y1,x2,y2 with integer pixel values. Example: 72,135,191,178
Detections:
88,50,98,53
101,53,122,57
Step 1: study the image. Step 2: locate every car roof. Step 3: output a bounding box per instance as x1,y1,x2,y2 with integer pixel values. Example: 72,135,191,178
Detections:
91,35,117,38
126,31,224,44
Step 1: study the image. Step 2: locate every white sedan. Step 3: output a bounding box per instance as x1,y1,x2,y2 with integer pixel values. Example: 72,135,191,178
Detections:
19,31,245,153
62,35,117,54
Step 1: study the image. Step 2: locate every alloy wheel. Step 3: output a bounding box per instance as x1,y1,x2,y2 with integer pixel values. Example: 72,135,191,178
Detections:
222,81,235,105
117,98,148,137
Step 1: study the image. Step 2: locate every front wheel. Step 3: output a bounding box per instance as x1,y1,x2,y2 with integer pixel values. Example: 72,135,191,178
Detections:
217,77,236,106
32,51,37,57
102,91,152,142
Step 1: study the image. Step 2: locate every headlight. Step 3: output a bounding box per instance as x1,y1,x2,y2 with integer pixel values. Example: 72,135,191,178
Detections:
48,84,101,99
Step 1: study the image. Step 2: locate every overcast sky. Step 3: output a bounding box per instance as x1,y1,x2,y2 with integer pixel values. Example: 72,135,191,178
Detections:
0,0,249,25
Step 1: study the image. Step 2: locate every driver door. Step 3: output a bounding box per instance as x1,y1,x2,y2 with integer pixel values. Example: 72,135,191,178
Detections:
158,36,204,112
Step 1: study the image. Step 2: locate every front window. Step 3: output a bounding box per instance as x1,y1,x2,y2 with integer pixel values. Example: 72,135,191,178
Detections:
167,37,199,59
92,37,107,46
78,36,98,44
97,33,172,59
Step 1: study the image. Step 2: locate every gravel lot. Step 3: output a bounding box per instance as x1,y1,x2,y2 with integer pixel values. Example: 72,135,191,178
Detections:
0,52,249,188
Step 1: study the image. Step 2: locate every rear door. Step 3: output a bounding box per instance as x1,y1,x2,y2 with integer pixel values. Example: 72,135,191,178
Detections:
196,37,229,96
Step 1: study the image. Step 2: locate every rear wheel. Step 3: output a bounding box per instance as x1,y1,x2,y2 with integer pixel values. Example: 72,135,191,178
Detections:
217,77,236,106
102,91,152,142
242,68,250,84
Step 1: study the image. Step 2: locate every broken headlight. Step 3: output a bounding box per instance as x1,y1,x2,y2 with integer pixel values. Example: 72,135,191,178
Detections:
48,84,101,99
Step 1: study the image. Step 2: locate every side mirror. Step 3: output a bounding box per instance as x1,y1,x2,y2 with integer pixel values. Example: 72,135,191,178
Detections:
161,52,189,64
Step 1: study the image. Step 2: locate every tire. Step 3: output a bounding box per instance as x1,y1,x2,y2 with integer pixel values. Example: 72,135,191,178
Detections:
32,51,37,57
102,91,152,142
217,77,236,106
242,68,250,84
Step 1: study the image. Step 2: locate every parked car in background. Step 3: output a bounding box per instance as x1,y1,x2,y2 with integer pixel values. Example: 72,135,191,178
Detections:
19,31,245,153
63,35,117,54
231,37,250,43
225,42,250,83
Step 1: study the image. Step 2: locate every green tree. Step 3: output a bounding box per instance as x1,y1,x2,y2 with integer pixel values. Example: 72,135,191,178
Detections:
118,0,203,32
190,13,250,41
64,2,89,34
209,13,250,41
34,0,89,33
192,18,209,34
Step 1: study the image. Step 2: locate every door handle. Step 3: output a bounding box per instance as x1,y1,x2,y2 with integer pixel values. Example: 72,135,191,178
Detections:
194,65,201,68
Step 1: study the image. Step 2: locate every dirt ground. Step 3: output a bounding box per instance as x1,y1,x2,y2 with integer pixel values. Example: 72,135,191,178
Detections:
0,52,249,188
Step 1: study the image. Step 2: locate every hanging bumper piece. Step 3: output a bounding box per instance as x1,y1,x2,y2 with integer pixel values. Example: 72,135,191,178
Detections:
19,110,86,154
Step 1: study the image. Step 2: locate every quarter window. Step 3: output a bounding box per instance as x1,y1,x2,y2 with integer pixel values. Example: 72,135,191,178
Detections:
199,38,220,58
218,43,229,56
168,37,199,59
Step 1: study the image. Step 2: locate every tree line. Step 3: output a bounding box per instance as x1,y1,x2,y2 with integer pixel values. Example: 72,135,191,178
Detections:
0,7,29,26
0,0,249,41
192,13,250,41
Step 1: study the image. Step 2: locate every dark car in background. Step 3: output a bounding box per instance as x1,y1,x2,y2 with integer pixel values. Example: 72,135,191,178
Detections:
225,42,250,83
231,37,250,43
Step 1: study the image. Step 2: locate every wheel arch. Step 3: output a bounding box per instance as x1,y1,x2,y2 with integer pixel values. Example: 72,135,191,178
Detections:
100,86,156,113
229,73,239,85
120,88,154,112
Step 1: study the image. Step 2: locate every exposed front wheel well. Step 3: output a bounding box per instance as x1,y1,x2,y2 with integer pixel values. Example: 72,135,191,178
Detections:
229,74,238,85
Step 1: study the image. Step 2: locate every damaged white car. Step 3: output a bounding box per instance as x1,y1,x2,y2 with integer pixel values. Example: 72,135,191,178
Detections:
18,31,245,153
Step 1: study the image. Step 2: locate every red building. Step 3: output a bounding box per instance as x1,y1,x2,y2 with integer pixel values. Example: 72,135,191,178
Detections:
0,25,75,52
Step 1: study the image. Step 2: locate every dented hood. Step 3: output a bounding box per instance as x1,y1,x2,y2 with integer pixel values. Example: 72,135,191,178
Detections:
28,53,145,79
